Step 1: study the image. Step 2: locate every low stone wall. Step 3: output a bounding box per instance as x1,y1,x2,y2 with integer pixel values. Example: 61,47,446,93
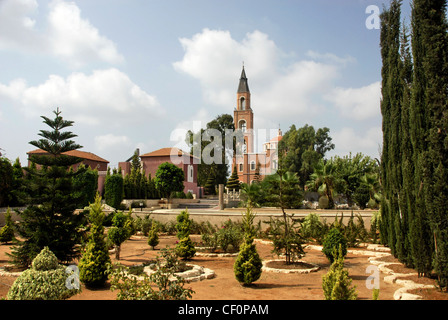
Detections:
135,209,376,231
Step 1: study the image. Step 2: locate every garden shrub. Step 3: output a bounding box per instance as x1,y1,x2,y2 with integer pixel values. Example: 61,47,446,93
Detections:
108,211,131,260
234,206,262,286
234,238,262,286
200,220,243,253
322,245,357,300
322,228,347,263
301,212,324,242
108,247,194,300
176,237,196,260
217,220,243,252
0,208,15,243
7,247,80,300
138,215,155,236
176,210,192,239
267,216,304,264
147,222,159,250
318,196,330,209
353,184,370,209
78,194,111,288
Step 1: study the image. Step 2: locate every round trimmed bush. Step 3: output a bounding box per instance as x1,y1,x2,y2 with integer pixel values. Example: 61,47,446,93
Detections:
322,228,348,263
318,196,330,209
7,247,80,300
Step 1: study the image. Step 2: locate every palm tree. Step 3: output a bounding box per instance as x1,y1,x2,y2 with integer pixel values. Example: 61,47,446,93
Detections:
360,172,381,202
307,158,338,208
240,183,262,207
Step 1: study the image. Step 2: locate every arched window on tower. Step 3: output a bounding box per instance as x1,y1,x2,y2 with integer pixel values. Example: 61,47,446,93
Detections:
240,97,246,110
239,120,247,132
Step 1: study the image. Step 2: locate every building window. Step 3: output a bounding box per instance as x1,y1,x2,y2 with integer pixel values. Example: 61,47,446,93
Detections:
250,161,256,171
240,97,246,110
239,163,243,172
239,120,247,132
187,165,193,182
272,160,278,170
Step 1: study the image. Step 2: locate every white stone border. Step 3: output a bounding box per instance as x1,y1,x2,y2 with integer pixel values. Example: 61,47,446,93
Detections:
195,251,238,257
262,259,320,274
368,256,434,300
0,266,22,277
306,242,435,300
142,264,215,283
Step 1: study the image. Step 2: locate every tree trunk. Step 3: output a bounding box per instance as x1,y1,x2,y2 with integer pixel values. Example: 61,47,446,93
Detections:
115,245,120,260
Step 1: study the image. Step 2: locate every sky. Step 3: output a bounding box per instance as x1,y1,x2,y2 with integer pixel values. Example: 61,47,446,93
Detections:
0,0,413,169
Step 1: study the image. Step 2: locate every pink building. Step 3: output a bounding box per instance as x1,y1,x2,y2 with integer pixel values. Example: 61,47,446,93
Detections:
119,147,201,198
27,149,109,193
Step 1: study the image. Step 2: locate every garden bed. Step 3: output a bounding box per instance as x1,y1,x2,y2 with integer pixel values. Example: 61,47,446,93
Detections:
262,259,320,274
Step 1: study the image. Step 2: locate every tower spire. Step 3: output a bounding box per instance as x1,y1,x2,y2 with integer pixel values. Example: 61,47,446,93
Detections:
237,65,250,93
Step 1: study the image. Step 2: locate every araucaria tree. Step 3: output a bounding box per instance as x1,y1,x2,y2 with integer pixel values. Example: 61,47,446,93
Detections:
263,169,304,264
380,0,448,288
11,108,86,266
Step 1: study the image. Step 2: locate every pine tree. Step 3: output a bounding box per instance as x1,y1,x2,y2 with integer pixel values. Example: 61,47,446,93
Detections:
10,108,86,266
226,166,240,191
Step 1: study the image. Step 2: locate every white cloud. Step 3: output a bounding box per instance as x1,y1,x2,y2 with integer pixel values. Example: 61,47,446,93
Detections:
47,0,124,67
306,50,356,66
0,0,41,51
94,134,130,152
173,29,339,123
0,0,123,67
0,68,163,126
331,126,382,158
325,81,381,121
173,28,383,158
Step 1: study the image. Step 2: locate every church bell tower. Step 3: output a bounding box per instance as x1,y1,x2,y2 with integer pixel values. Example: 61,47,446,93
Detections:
234,66,254,154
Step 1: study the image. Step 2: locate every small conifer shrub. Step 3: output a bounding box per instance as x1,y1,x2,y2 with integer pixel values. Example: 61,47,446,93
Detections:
78,194,111,288
234,238,262,286
322,245,357,300
322,228,347,263
234,206,262,286
0,208,15,243
176,237,196,260
147,222,159,250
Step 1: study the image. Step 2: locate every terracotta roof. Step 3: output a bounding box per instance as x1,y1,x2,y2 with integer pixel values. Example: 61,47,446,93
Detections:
140,147,198,159
28,149,109,163
269,135,283,142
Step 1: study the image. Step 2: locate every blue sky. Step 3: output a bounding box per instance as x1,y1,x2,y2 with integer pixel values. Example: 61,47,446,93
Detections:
0,0,412,169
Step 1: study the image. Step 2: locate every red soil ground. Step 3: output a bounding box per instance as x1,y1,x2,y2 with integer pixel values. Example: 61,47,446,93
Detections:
0,234,445,300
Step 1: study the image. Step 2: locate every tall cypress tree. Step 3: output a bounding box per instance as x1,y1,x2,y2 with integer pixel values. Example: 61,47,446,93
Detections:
380,0,402,256
408,0,443,277
416,0,448,286
11,108,86,266
398,22,414,267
